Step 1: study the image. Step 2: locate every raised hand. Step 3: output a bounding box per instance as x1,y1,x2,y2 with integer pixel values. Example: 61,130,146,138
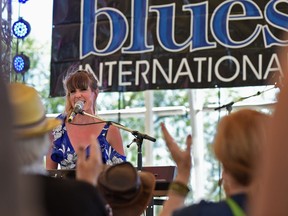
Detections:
76,135,103,186
161,122,192,184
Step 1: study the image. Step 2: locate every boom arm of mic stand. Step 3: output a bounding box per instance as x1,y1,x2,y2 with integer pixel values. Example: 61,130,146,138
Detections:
214,85,276,112
82,111,157,142
82,111,156,171
132,131,156,142
82,111,134,133
214,101,234,112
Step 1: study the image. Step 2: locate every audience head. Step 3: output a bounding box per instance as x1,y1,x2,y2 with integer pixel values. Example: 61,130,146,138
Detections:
213,109,269,192
0,78,24,215
8,83,61,167
97,162,156,216
63,69,99,115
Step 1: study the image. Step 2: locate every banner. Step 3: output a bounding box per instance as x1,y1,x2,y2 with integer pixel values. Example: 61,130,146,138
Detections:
50,0,288,97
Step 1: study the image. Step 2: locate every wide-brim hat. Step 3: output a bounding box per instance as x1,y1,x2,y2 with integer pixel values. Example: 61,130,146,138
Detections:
9,83,61,138
97,162,156,216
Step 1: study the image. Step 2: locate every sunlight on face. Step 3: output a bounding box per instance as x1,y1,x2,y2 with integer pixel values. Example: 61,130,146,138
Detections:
69,87,97,113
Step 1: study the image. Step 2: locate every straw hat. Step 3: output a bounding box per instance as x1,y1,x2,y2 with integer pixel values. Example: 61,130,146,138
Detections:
9,83,61,138
97,162,156,216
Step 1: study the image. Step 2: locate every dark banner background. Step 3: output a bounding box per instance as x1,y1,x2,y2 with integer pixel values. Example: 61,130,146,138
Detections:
50,0,287,97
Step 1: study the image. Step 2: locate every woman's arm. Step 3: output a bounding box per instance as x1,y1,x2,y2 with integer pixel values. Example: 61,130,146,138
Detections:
159,123,192,216
46,145,58,169
107,125,125,155
45,133,58,169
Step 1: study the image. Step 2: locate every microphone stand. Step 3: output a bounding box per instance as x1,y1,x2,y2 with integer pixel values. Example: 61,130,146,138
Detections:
214,85,277,113
80,111,156,171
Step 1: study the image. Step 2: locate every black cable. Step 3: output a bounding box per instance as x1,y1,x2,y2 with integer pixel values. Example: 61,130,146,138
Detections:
68,121,106,126
118,91,122,123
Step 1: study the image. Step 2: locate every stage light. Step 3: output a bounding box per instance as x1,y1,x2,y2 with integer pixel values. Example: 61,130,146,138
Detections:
13,53,30,74
12,18,31,39
18,0,29,3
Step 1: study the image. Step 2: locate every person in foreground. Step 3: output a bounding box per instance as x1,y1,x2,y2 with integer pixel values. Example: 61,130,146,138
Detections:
97,161,156,216
250,39,288,216
9,83,110,216
159,109,269,216
46,69,126,169
0,78,24,215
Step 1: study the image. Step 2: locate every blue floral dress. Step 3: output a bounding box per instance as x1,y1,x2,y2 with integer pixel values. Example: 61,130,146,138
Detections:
51,114,126,169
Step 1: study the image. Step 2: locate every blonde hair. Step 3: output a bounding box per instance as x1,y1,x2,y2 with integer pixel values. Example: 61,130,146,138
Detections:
213,109,269,186
63,69,99,115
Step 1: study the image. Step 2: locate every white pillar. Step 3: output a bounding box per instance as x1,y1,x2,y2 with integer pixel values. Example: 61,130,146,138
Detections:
188,89,206,200
144,90,154,165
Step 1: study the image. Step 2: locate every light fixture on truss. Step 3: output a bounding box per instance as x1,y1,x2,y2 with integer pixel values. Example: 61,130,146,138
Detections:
13,53,30,74
12,17,31,39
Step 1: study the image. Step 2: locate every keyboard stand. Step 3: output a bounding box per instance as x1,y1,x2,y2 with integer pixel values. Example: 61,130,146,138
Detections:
146,181,170,216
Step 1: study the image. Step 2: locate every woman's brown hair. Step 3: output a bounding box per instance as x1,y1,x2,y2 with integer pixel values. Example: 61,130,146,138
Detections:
63,69,99,115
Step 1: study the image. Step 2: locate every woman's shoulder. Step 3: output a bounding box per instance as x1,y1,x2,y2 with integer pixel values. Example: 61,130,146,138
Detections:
56,113,67,121
52,114,67,135
106,122,121,133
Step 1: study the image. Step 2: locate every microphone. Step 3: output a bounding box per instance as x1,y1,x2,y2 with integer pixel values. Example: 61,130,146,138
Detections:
68,101,84,123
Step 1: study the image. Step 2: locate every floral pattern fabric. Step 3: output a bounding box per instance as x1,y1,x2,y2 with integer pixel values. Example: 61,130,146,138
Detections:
51,114,126,169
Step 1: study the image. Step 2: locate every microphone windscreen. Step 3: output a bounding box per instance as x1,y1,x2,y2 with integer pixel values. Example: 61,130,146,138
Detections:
74,101,84,113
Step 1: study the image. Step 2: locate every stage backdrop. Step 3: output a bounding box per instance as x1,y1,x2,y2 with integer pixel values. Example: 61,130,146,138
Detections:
50,0,288,97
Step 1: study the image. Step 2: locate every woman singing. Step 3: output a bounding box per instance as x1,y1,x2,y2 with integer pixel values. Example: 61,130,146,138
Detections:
46,69,126,169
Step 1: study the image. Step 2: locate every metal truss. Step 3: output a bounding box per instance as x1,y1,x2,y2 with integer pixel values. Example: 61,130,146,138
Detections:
0,0,12,83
